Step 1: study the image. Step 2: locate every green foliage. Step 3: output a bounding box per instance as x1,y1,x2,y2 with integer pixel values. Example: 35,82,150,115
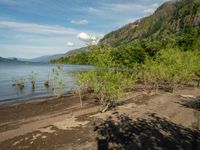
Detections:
50,0,200,105
12,77,25,92
111,43,146,67
140,49,200,91
87,46,114,67
140,40,163,57
76,70,134,103
99,0,200,47
13,77,25,87
28,71,37,82
176,26,199,51
174,0,200,19
50,65,65,97
53,40,162,68
193,50,200,77
144,18,164,38
28,71,37,88
74,45,136,104
52,51,91,65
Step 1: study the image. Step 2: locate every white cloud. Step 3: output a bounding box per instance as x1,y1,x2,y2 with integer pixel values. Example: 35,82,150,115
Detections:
78,3,158,15
104,2,160,15
152,3,159,8
75,2,162,27
67,42,74,46
70,19,88,25
104,3,146,12
77,32,95,41
76,7,100,14
77,32,101,45
0,19,104,58
0,21,79,35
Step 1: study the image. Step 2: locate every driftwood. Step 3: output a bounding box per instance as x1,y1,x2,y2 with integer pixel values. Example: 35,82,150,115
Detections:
180,95,197,99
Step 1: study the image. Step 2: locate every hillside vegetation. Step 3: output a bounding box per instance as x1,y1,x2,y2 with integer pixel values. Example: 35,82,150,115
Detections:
52,0,200,107
100,0,200,46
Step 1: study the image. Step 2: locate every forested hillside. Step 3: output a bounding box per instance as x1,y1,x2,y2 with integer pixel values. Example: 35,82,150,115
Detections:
52,0,200,103
100,0,200,46
53,0,200,65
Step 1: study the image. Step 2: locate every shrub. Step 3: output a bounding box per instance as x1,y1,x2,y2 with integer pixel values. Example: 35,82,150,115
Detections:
193,50,200,86
28,71,37,89
112,43,146,67
50,65,65,97
140,49,200,91
12,77,25,93
76,69,134,109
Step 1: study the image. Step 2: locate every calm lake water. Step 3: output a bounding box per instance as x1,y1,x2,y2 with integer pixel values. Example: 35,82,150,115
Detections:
0,63,92,105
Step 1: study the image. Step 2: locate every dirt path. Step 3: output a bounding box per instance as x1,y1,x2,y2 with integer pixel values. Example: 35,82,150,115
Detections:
0,87,199,150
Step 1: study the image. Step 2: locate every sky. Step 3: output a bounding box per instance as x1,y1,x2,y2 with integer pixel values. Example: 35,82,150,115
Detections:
0,0,168,59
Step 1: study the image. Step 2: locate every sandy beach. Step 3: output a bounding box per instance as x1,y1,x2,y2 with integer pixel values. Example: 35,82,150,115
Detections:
0,87,199,150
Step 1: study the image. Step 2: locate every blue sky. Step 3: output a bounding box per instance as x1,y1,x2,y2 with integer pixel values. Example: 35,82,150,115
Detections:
0,0,168,58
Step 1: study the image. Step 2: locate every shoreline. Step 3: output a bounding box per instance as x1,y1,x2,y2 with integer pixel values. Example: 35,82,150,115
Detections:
0,63,93,107
0,95,55,106
0,91,97,124
0,87,199,149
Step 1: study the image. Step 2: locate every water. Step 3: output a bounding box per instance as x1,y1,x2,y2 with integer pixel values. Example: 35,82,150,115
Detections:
0,63,92,105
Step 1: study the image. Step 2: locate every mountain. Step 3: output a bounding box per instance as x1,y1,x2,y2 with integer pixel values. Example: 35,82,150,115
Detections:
100,0,200,46
30,54,64,62
16,58,32,62
0,57,25,63
30,47,88,62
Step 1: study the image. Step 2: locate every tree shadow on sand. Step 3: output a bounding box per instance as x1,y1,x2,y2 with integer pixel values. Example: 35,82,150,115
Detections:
94,113,200,150
178,97,200,111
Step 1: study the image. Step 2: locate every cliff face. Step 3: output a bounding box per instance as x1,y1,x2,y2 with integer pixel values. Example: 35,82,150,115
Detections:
100,0,200,46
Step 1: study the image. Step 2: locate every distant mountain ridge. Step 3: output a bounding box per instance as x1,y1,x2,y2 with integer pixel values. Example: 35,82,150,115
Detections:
0,57,25,63
1,47,88,63
30,47,88,62
99,0,200,46
29,54,64,62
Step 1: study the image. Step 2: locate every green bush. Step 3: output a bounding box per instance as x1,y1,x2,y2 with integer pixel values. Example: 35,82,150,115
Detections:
112,43,146,67
28,71,37,89
140,48,200,91
76,70,134,105
50,65,65,97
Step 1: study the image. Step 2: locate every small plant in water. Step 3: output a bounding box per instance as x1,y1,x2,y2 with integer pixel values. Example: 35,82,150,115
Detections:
50,65,65,97
28,71,37,89
44,80,49,88
12,77,25,92
44,73,51,88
